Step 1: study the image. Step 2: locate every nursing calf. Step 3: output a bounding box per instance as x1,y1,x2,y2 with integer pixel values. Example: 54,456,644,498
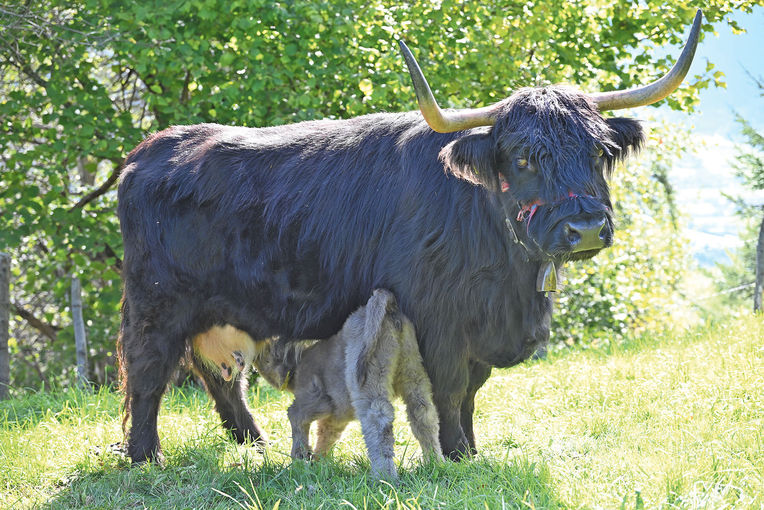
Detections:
194,289,443,479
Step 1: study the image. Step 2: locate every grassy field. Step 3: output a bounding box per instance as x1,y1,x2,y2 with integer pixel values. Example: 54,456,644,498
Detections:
1,315,762,509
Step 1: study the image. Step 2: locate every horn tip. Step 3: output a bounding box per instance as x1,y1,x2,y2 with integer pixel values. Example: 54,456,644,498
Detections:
398,39,415,63
693,9,703,28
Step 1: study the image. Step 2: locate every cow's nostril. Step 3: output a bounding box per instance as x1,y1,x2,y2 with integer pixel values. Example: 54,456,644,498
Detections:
565,225,582,246
599,224,610,241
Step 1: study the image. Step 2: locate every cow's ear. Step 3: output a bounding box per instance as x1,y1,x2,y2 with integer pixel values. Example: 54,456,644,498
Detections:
606,117,644,161
439,132,498,190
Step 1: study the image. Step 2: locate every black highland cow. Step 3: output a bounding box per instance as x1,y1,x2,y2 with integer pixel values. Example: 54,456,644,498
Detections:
117,11,702,463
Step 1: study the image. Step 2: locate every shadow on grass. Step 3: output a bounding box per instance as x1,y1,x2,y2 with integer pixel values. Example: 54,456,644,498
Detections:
40,443,564,509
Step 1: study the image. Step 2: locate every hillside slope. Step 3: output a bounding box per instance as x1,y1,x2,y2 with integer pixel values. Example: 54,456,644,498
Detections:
1,315,761,509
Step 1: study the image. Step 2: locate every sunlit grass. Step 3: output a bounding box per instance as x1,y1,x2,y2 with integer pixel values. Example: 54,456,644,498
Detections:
1,315,761,509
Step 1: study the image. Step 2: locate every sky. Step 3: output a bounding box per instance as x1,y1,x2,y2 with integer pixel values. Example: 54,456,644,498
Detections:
642,6,764,267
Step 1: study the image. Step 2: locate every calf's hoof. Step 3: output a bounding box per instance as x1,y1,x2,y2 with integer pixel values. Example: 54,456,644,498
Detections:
371,458,398,482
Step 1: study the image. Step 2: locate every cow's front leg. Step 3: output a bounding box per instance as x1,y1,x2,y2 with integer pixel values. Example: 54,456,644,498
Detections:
427,358,470,460
433,391,469,460
460,360,492,455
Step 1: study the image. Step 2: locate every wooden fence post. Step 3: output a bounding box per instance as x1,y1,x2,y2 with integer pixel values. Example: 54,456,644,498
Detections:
0,253,10,400
754,210,764,313
71,277,89,387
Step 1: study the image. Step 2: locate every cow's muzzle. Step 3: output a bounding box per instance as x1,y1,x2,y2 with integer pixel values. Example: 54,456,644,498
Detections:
564,216,610,252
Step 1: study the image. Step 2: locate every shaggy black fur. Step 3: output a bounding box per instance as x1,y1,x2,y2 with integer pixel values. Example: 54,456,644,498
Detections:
117,85,643,462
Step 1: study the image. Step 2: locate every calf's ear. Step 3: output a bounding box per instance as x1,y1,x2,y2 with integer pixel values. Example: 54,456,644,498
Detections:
439,132,499,190
606,117,644,161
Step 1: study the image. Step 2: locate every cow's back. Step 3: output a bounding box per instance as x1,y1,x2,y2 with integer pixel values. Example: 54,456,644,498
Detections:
117,117,471,341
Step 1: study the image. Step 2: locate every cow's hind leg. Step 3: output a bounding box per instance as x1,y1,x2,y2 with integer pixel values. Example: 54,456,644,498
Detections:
194,355,267,447
122,318,186,464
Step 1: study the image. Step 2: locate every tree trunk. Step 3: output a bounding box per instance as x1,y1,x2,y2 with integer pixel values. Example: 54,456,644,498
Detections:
754,208,764,313
0,253,10,400
71,277,89,387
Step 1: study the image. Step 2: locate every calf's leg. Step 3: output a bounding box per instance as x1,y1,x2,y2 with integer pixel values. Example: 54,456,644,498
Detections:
314,416,349,457
353,393,397,479
287,401,322,460
288,406,313,460
395,330,443,461
287,388,335,460
399,385,443,461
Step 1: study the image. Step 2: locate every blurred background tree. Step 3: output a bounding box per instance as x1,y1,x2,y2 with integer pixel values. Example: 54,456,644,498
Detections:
551,122,692,347
715,74,764,312
0,0,757,391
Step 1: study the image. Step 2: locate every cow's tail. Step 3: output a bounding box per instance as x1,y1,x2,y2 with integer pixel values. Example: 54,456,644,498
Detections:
116,292,131,438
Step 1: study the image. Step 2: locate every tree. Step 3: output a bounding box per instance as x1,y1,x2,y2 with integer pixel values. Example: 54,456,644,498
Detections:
0,1,758,389
724,74,764,312
0,252,9,399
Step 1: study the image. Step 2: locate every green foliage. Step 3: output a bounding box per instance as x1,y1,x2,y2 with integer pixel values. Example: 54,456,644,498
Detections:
552,123,692,346
0,1,756,390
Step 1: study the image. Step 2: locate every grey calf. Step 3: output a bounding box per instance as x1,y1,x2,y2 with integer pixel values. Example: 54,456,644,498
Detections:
256,289,443,479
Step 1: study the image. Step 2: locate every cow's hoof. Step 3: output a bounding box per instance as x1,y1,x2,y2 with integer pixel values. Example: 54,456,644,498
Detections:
128,444,165,466
130,451,165,466
444,443,473,462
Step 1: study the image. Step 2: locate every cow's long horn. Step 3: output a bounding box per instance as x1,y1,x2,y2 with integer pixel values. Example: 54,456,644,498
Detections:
590,9,702,111
398,40,497,133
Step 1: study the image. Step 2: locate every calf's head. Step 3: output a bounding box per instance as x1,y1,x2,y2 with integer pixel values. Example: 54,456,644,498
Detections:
399,10,701,264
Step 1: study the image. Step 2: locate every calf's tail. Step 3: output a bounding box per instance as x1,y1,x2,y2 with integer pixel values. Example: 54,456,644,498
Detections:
353,289,397,386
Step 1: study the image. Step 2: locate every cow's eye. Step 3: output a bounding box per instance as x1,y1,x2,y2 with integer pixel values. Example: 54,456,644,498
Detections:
516,158,528,169
597,148,604,157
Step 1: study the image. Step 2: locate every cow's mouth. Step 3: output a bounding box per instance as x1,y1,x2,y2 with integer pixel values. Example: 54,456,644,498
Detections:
563,248,603,261
515,199,544,222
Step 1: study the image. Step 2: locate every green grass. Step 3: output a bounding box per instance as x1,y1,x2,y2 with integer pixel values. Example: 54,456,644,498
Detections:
1,315,762,509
